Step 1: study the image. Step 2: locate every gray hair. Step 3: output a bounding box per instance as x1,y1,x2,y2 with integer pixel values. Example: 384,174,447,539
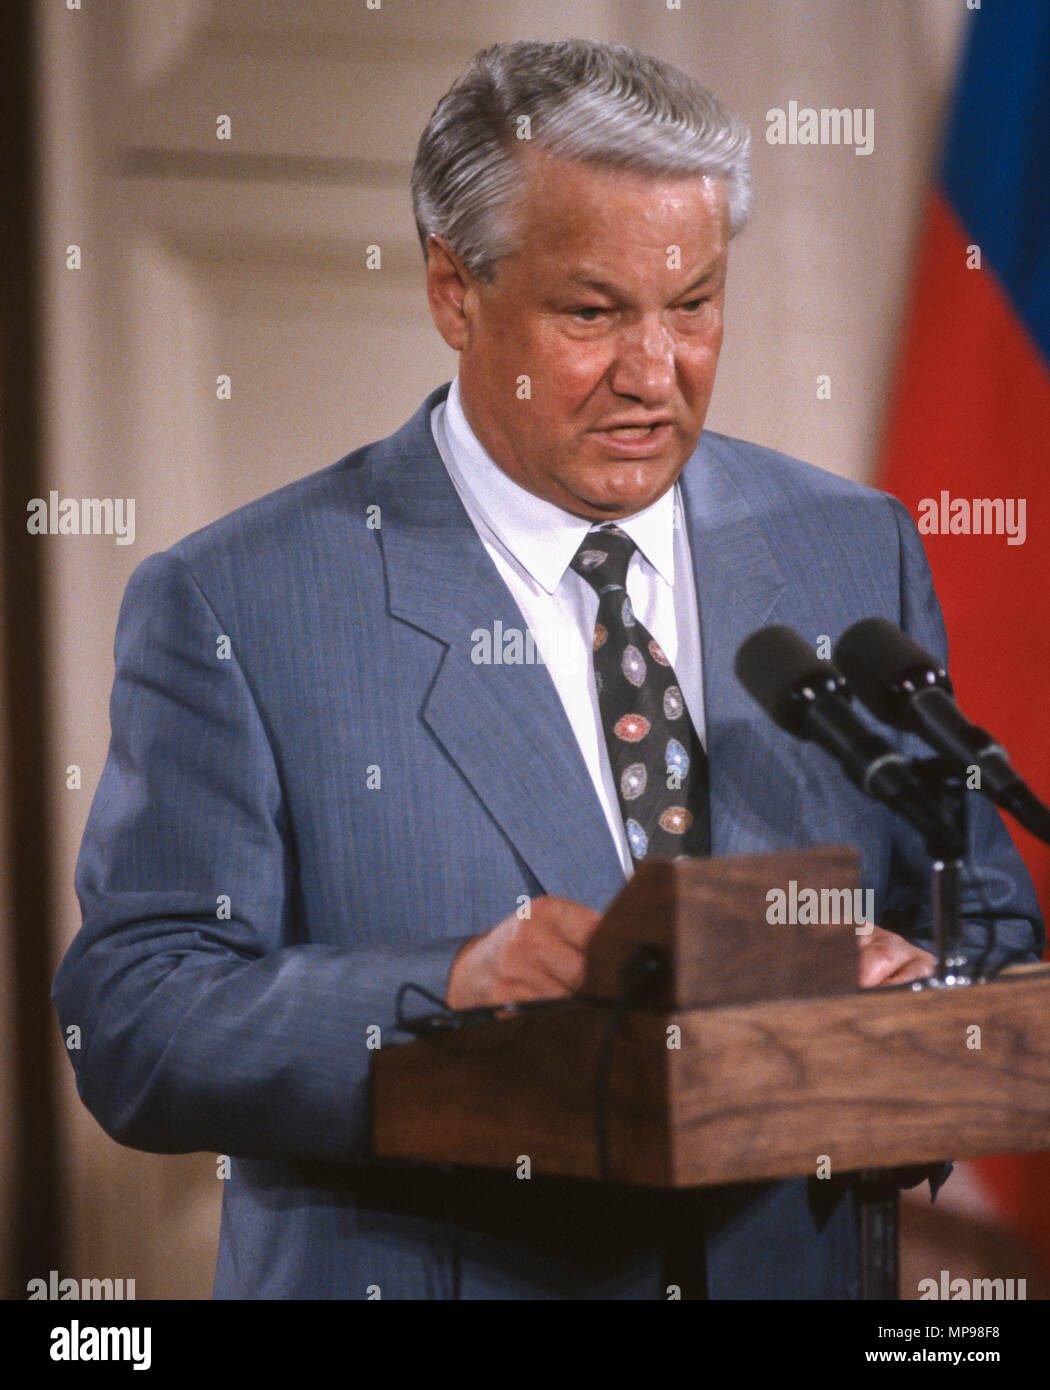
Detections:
411,38,753,282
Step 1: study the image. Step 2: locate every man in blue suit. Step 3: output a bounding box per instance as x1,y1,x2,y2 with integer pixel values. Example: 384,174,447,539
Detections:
54,39,1041,1299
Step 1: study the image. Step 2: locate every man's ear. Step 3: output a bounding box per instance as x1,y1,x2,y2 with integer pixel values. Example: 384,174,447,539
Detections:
426,234,474,352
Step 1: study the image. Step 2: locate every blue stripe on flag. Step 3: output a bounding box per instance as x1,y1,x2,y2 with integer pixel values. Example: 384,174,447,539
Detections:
941,2,1050,359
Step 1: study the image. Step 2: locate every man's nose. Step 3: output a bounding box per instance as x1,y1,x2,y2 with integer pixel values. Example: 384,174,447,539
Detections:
608,320,676,402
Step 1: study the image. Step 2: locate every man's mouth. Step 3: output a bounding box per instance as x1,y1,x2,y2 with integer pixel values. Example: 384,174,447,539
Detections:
589,421,675,457
596,417,675,436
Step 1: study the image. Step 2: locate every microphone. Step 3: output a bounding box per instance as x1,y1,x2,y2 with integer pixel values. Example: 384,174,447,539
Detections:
834,618,1050,844
735,625,959,848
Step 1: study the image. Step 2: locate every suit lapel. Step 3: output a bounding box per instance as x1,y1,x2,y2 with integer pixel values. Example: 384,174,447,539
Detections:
371,395,795,889
678,436,789,854
370,389,625,910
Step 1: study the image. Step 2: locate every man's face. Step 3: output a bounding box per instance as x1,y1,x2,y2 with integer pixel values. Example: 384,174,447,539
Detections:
428,150,729,520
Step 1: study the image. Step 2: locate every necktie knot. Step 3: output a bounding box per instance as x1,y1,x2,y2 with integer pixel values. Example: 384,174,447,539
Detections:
570,525,635,593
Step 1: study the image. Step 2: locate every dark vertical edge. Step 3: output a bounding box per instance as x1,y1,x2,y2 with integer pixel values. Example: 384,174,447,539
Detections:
858,1170,900,1301
0,0,65,1296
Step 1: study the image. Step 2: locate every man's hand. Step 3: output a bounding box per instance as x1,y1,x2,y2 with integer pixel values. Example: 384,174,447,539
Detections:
858,925,936,988
446,896,601,1010
447,904,936,1006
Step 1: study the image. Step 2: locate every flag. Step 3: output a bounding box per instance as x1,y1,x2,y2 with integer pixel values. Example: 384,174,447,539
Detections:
879,1,1050,1266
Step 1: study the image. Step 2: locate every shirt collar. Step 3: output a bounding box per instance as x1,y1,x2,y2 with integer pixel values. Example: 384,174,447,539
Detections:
440,375,679,595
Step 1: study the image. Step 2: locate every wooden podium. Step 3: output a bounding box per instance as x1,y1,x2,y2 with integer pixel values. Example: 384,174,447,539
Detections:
371,847,1050,1297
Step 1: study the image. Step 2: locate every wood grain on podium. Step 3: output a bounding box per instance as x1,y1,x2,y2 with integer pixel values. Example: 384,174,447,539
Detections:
372,849,1050,1188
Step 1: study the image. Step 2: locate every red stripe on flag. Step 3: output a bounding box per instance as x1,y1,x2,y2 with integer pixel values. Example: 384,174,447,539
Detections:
880,191,1050,1265
882,191,1050,895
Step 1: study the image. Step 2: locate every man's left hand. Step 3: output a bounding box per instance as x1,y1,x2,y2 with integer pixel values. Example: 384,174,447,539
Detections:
858,926,936,988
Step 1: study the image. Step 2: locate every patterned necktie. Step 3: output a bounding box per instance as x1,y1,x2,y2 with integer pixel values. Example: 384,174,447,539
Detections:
570,525,711,862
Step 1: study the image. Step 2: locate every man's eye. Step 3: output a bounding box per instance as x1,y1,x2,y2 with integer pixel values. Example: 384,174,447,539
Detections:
679,298,708,312
571,306,607,321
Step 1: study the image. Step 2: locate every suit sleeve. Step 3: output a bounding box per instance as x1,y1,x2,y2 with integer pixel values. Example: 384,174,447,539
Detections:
881,495,1044,971
52,551,473,1162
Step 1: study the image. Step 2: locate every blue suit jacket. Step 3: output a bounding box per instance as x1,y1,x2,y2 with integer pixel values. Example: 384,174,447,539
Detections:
53,382,1043,1299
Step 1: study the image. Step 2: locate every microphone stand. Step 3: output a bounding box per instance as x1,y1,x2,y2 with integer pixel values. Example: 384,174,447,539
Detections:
910,757,972,988
859,757,970,1302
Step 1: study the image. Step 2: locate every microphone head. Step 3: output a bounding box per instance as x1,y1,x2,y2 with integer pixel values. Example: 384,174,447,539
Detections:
735,625,845,736
833,618,949,726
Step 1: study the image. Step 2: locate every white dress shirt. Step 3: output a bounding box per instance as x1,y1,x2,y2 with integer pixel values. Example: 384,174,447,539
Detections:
430,376,707,875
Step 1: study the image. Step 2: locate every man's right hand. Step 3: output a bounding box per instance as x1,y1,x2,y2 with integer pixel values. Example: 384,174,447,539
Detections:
445,895,602,1010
